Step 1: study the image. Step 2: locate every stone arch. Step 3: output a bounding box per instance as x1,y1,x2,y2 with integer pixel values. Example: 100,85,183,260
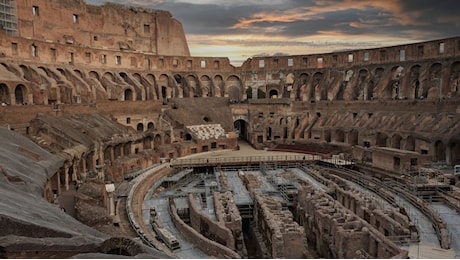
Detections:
14,84,27,105
391,134,402,149
434,140,446,162
186,74,199,97
120,72,141,101
408,65,422,99
405,135,415,151
164,134,171,144
114,143,123,159
89,71,100,80
200,75,212,97
158,74,171,100
246,86,253,99
358,69,369,100
376,132,388,147
147,122,154,130
59,84,73,104
19,64,36,83
387,66,404,99
145,73,158,100
450,61,460,96
213,75,224,97
234,119,248,140
257,86,266,99
124,88,133,101
312,72,323,100
124,141,132,156
136,123,144,132
143,135,153,149
269,89,278,99
0,83,10,104
295,73,308,101
285,72,295,99
225,75,242,100
173,74,186,97
103,146,113,165
427,62,442,99
154,134,162,147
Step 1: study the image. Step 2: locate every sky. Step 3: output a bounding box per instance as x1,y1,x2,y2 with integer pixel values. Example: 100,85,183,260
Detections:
86,0,460,66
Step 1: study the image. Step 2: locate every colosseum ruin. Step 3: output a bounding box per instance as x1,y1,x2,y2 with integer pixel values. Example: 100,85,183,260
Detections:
1,0,460,258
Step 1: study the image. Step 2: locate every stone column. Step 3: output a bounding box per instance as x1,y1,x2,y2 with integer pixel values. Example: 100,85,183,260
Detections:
105,184,116,216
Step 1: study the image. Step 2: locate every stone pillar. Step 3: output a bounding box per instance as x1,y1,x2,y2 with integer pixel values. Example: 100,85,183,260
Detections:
446,145,452,165
64,165,69,191
252,86,258,100
105,184,116,216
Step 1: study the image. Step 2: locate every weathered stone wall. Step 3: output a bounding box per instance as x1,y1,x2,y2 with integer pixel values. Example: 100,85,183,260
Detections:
213,191,246,256
168,197,240,258
14,0,189,56
187,193,236,250
297,185,408,259
251,193,306,258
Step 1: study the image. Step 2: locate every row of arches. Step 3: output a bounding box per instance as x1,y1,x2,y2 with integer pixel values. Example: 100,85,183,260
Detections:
61,131,171,185
1,60,459,105
0,62,246,105
0,83,27,105
291,61,460,101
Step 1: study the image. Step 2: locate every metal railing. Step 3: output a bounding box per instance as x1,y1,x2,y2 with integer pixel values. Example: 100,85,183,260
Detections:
171,154,320,167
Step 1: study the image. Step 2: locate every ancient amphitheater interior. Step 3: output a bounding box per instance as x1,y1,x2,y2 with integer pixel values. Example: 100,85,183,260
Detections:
1,0,460,258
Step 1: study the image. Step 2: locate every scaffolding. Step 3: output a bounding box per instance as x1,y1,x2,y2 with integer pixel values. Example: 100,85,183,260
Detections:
0,0,18,36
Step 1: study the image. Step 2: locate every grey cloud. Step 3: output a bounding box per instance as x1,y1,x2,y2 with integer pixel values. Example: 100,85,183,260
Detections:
86,0,459,46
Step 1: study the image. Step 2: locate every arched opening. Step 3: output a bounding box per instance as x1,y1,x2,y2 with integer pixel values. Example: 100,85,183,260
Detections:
114,144,123,158
391,134,402,149
124,89,133,101
154,134,162,147
234,119,248,140
15,84,26,105
213,75,224,97
0,83,9,104
124,142,132,156
226,75,242,100
136,123,144,132
246,87,253,99
296,73,308,101
186,75,199,97
257,86,266,99
143,136,153,149
269,89,278,99
200,75,212,97
147,122,154,130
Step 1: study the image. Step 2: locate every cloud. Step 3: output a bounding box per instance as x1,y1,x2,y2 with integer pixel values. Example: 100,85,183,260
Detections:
85,0,459,64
